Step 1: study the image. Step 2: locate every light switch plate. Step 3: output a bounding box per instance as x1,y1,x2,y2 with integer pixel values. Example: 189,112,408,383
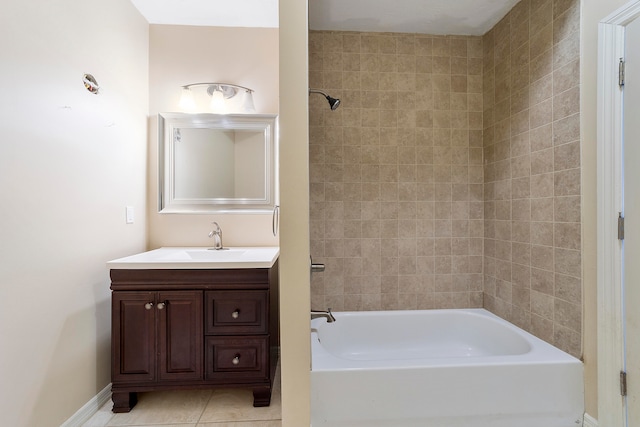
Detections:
126,206,134,224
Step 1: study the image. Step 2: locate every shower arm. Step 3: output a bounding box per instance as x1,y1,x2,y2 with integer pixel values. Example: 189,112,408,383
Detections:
309,89,329,97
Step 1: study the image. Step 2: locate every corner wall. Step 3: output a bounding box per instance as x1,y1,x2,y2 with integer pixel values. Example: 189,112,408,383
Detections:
0,0,149,425
482,0,582,358
279,1,312,424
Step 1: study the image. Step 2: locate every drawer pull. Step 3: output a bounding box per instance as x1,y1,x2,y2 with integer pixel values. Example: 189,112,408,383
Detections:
232,355,240,365
157,301,166,310
144,302,153,310
231,310,240,319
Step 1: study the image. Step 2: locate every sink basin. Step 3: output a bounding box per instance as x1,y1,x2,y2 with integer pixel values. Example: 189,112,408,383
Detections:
160,248,248,261
107,247,279,269
185,249,247,259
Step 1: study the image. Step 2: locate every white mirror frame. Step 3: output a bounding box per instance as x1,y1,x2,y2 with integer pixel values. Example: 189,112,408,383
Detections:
158,113,277,214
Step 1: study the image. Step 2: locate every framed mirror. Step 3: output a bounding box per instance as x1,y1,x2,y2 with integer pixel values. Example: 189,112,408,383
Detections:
158,113,277,213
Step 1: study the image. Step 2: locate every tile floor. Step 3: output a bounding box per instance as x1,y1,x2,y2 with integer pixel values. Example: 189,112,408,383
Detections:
83,369,281,427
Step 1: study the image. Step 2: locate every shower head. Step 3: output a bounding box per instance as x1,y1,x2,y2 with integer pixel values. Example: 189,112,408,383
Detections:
326,95,341,110
309,89,341,110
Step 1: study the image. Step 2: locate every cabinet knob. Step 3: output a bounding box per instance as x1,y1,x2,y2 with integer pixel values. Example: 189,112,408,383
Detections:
157,302,166,310
232,355,240,365
144,302,154,310
231,310,240,319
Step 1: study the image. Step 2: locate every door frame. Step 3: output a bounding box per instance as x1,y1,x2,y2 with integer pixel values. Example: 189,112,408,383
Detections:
597,1,640,424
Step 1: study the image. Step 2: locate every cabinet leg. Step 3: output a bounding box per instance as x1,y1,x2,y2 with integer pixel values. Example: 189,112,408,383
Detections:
112,391,138,413
252,386,272,407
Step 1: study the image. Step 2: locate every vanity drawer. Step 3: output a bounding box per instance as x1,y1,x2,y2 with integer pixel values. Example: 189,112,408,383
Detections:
205,290,268,335
205,336,269,380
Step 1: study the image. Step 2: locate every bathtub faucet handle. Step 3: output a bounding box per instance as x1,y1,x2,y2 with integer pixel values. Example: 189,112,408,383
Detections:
310,256,325,274
311,308,336,323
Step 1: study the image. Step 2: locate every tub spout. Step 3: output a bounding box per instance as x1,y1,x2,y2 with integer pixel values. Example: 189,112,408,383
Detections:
311,308,336,323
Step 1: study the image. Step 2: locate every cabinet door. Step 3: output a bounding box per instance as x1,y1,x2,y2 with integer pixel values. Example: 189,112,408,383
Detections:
157,291,203,381
112,291,156,383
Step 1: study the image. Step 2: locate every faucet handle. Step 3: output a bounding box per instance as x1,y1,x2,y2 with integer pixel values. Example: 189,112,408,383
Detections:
208,221,224,249
310,256,325,274
209,221,221,236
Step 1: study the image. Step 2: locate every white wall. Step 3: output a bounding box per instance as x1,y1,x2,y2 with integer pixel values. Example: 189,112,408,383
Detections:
0,0,149,425
279,0,312,425
148,25,279,248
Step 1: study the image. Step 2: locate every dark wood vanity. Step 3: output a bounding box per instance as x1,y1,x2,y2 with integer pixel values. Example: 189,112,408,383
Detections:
109,262,279,413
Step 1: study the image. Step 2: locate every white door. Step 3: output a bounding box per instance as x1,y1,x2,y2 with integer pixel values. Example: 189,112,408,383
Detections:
624,15,640,426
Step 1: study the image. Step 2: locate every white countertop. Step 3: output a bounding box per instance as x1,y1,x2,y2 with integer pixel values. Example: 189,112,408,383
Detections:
107,246,279,270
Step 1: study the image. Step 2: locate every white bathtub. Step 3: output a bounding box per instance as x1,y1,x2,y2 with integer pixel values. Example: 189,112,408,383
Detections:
311,309,584,427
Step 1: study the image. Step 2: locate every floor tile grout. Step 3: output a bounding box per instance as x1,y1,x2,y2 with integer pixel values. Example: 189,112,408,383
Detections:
84,387,281,427
86,363,281,427
194,390,214,425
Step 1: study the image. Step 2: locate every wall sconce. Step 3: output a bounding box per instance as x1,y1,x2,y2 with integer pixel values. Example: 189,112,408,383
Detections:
178,82,256,114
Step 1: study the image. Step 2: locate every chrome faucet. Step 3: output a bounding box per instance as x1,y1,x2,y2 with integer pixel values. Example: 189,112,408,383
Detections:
208,221,225,250
311,308,336,323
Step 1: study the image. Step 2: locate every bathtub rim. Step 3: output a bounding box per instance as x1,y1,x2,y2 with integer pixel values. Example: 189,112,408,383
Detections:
311,308,582,371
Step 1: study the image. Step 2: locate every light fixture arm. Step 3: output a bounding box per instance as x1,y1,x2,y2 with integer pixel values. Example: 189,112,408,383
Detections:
182,82,254,99
183,82,253,92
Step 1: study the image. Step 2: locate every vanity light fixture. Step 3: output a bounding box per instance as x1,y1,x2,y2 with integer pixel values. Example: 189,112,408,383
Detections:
178,82,256,114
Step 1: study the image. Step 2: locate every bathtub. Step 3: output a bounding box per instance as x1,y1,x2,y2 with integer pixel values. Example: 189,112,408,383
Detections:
311,309,584,427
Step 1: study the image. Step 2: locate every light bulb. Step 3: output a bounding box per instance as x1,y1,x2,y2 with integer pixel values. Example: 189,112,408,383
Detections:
209,88,226,113
178,87,196,111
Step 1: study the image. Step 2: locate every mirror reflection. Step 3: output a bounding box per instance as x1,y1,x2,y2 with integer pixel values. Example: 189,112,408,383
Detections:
159,113,277,213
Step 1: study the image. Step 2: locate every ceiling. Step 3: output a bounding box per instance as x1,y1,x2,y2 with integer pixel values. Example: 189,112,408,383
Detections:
309,0,519,35
130,0,519,35
130,0,279,28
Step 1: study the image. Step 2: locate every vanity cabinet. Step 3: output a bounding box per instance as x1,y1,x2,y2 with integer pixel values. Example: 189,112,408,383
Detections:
109,262,279,413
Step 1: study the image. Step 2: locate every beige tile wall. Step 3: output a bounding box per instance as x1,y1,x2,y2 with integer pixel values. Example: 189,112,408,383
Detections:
308,0,582,358
482,0,581,357
309,31,485,311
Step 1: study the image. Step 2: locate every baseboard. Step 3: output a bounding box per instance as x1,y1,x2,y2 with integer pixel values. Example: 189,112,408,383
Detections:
584,413,598,427
60,384,111,427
